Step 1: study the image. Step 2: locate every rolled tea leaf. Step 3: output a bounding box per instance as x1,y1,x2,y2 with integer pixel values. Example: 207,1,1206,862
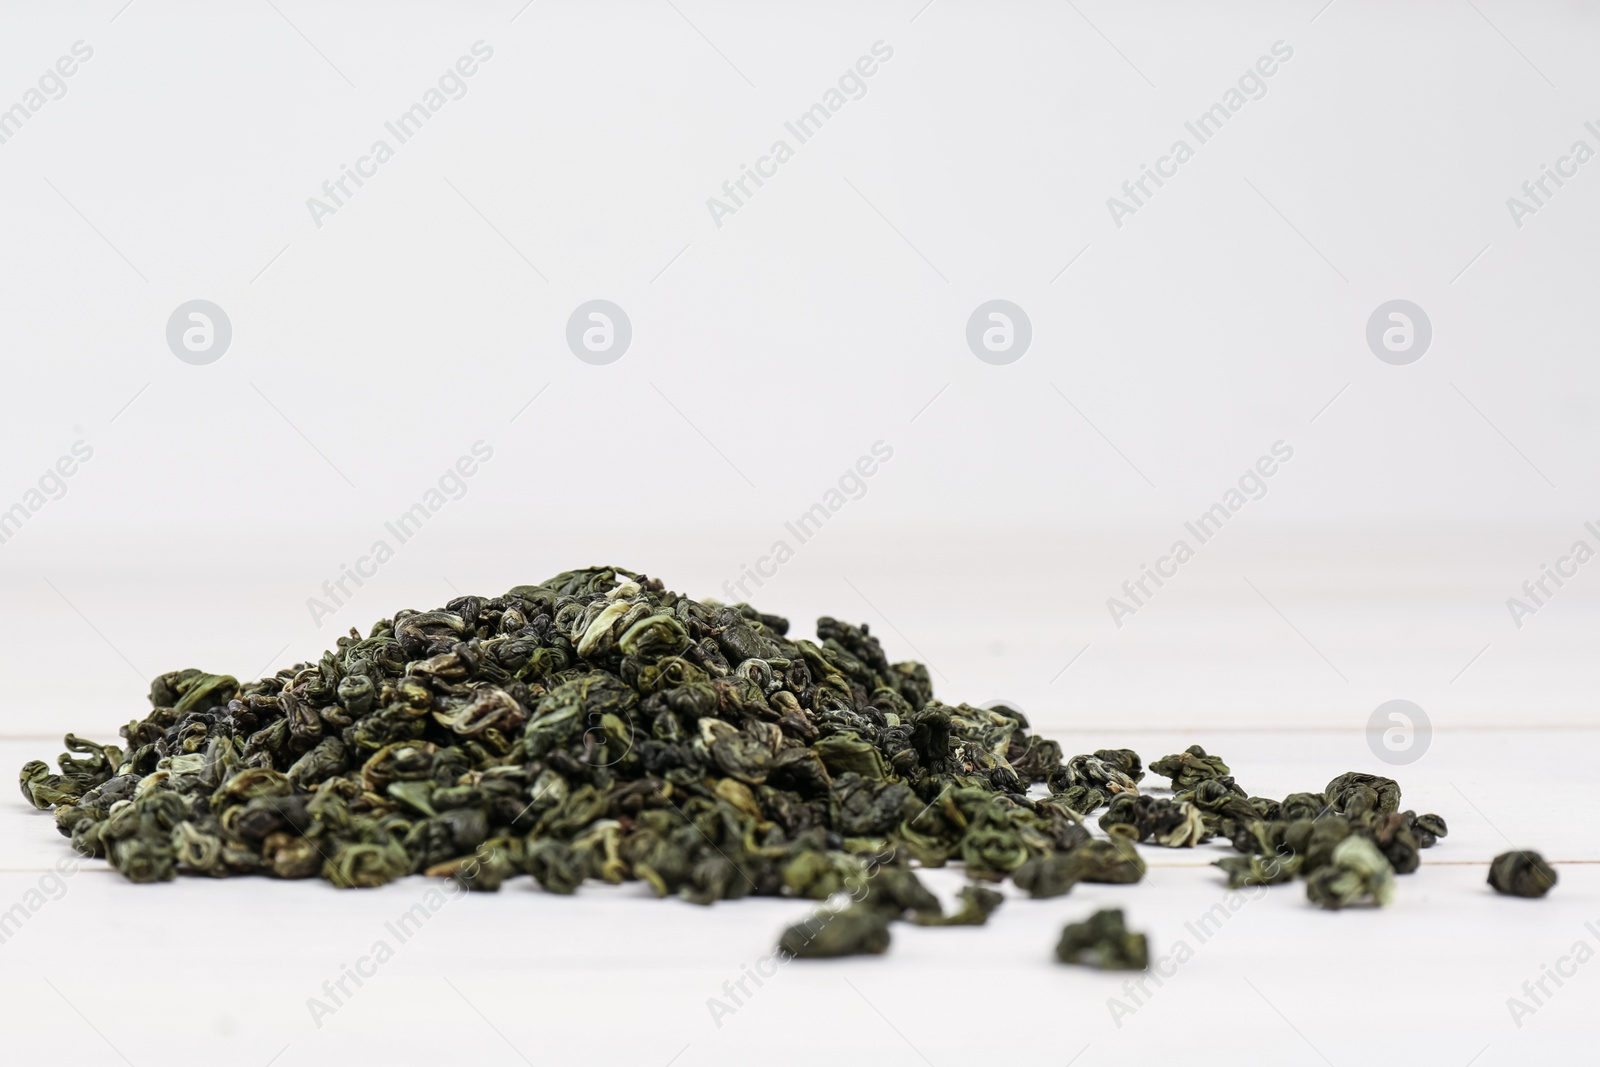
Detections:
1067,839,1146,884
1488,850,1557,898
1098,794,1208,848
1215,852,1299,889
1149,745,1230,789
1323,772,1401,817
911,884,1004,927
778,904,891,958
1012,853,1082,899
1304,836,1395,909
1406,811,1447,848
1055,908,1148,970
859,865,940,919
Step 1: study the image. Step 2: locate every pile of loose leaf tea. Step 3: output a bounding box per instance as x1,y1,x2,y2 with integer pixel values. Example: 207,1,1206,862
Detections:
17,566,1502,961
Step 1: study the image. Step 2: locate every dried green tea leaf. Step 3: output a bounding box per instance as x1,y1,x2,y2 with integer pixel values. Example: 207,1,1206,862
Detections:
427,843,517,891
859,865,940,918
960,819,1031,880
1182,779,1267,840
1050,753,1140,799
1098,794,1208,847
1365,812,1421,875
1231,814,1358,877
778,904,891,958
1093,748,1144,783
1012,853,1082,899
1304,836,1395,909
1279,791,1327,821
1066,839,1146,884
1149,744,1231,789
912,883,1005,926
1488,850,1557,898
1214,852,1300,888
1405,811,1447,848
1051,784,1109,815
1055,908,1148,970
1324,772,1401,817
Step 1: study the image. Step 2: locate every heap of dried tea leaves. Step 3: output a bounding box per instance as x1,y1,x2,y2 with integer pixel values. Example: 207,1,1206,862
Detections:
19,569,1087,914
14,566,1530,964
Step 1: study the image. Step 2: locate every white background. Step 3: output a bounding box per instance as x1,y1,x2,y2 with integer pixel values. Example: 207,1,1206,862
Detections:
1,2,1596,1064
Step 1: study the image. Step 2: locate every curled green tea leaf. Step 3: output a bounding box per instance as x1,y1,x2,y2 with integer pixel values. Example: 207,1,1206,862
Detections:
1055,908,1148,970
1488,850,1557,898
778,904,891,958
912,884,1004,926
1305,836,1395,909
1324,771,1401,817
1150,744,1230,789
